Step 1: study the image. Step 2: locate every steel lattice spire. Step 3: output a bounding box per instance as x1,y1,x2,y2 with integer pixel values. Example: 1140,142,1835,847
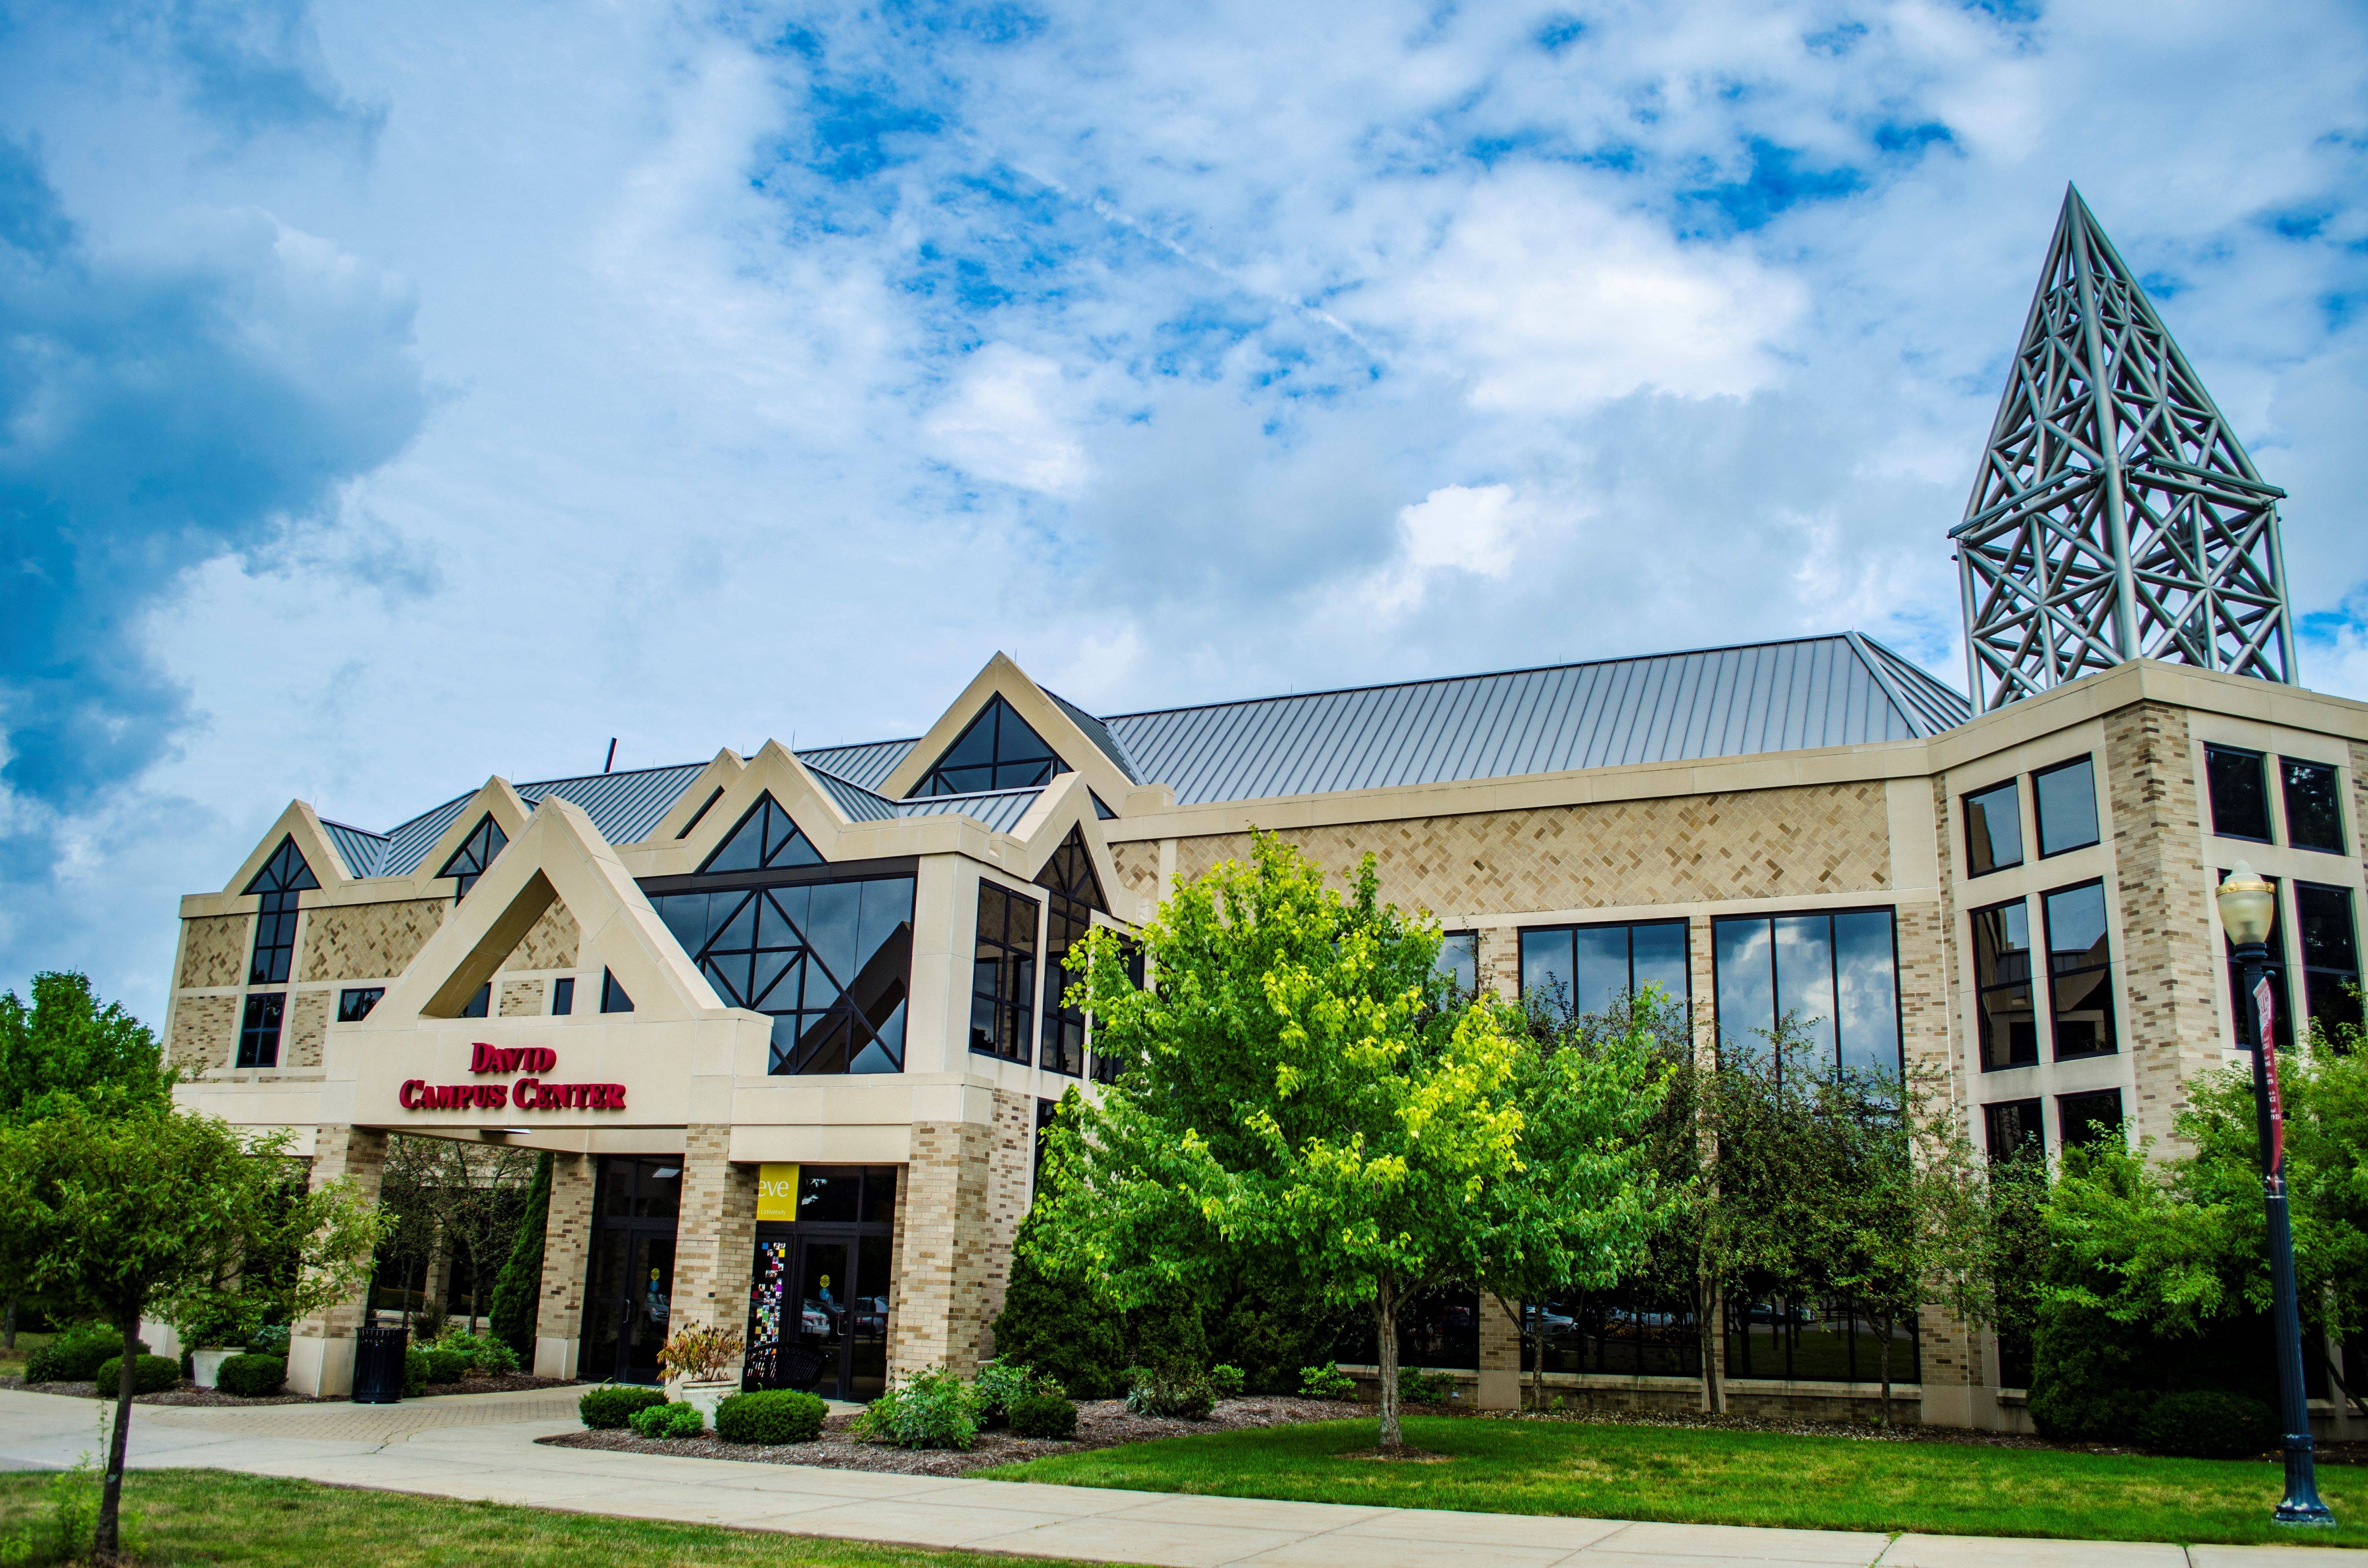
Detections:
1954,186,2296,711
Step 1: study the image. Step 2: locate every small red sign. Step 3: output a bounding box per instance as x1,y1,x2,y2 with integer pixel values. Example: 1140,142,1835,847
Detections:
2256,976,2283,1178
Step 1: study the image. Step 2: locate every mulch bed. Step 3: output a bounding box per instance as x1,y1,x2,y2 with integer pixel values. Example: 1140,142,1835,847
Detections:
0,1376,324,1407
540,1394,1350,1477
417,1373,574,1397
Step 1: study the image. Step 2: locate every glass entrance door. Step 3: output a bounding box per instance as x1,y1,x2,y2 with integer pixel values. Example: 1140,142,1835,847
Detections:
791,1238,851,1394
580,1157,683,1384
620,1233,676,1384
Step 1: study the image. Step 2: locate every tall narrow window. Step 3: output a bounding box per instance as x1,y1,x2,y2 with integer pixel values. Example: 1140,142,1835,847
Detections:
1034,828,1107,1078
2206,745,2271,842
600,969,635,1014
236,994,284,1069
2282,760,2345,854
1519,920,1690,1021
2042,881,2116,1059
700,794,822,873
2221,871,2292,1047
552,976,576,1016
969,882,1038,1064
1436,932,1479,998
1962,780,2023,876
914,696,1065,796
1971,898,2038,1071
2295,882,2360,1041
438,815,509,898
1089,938,1145,1085
461,982,491,1019
2058,1089,2124,1150
2032,757,2100,857
1983,1098,2045,1160
1711,910,1899,1079
243,837,319,985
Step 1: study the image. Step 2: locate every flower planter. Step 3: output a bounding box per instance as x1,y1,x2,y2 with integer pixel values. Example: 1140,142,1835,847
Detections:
191,1348,237,1389
672,1378,738,1428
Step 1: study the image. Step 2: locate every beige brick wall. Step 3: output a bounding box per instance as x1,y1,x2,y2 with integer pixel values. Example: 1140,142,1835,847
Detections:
498,979,547,1017
502,899,581,972
177,915,250,989
299,899,447,983
536,1153,597,1347
1109,841,1162,906
893,1120,994,1378
979,1090,1035,1351
166,994,239,1073
287,991,331,1068
296,1126,387,1344
1167,784,1893,916
2105,702,2220,1148
670,1127,757,1344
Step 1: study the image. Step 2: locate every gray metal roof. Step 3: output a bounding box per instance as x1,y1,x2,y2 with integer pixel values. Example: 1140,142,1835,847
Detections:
373,762,711,877
1042,686,1144,784
890,787,1043,833
320,819,390,880
797,737,909,793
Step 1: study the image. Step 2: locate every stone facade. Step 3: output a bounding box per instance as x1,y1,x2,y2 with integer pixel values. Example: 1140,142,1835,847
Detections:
671,1125,758,1340
299,899,447,983
1109,840,1162,906
498,979,547,1017
1166,783,1894,916
896,1119,995,1377
287,990,332,1068
534,1153,597,1379
502,898,581,971
166,994,239,1073
979,1089,1036,1348
177,914,250,989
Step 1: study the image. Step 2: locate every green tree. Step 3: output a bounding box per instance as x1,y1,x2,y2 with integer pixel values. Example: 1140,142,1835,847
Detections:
1034,832,1531,1454
489,1151,554,1361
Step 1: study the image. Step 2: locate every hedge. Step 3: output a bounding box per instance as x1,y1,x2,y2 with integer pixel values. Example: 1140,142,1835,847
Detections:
715,1389,826,1445
217,1354,287,1398
91,1354,180,1395
579,1384,668,1429
25,1325,143,1384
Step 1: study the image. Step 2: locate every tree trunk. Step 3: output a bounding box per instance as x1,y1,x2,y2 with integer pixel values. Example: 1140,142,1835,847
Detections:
1878,1313,1894,1429
1695,1269,1726,1416
1375,1273,1402,1455
3,1297,15,1350
95,1314,140,1559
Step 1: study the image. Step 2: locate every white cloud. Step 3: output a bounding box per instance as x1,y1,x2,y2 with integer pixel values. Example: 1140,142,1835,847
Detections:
925,343,1089,496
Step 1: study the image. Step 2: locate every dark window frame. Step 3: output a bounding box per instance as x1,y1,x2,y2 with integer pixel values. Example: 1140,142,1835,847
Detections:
1088,937,1146,1085
437,814,509,899
2205,744,2274,844
1970,895,2039,1073
1961,779,2025,878
2040,878,2117,1061
2280,758,2346,855
242,836,319,986
1034,829,1109,1079
2295,882,2362,1043
2031,755,2102,859
699,794,822,874
2057,1088,2125,1151
2220,869,2293,1049
1436,931,1480,1000
236,993,285,1069
914,695,1068,797
970,879,1040,1066
552,976,576,1016
1517,918,1694,1019
336,987,382,1024
1983,1097,2046,1161
1708,906,1903,1082
600,969,635,1014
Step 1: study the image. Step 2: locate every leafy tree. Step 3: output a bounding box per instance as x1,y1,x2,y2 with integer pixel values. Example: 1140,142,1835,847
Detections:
991,1202,1128,1398
376,1135,537,1335
0,1102,381,1557
489,1151,554,1361
1033,832,1533,1454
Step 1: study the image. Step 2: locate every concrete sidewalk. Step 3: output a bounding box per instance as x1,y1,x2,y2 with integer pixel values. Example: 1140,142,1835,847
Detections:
0,1388,2355,1568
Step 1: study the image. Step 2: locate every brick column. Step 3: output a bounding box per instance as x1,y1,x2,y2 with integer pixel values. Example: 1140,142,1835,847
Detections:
1477,1293,1521,1409
533,1152,596,1378
1477,925,1521,1005
287,1124,387,1397
978,1090,1034,1353
893,1119,994,1379
669,1126,758,1364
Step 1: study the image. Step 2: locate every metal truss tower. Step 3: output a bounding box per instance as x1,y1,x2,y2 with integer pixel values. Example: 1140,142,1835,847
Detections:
1954,186,2296,711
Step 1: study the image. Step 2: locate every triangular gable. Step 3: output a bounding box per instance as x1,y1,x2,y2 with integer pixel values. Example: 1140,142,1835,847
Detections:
662,741,865,873
220,802,353,896
878,653,1142,811
648,748,748,843
436,814,510,896
360,796,734,1029
700,793,823,872
1006,773,1133,922
407,779,532,894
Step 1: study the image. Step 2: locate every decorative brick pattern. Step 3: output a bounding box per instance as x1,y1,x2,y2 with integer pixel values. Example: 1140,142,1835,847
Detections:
882,1165,908,1361
1480,1294,1520,1372
1109,841,1162,906
2105,702,2220,1149
893,1120,994,1378
979,1090,1035,1349
498,979,547,1017
536,1154,597,1347
299,899,447,983
296,1126,388,1344
670,1127,757,1338
167,995,239,1073
502,899,581,972
178,915,250,989
1168,784,1893,917
288,991,332,1068
1475,926,1521,1004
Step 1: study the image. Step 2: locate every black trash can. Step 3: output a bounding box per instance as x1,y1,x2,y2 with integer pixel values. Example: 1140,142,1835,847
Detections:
352,1324,408,1405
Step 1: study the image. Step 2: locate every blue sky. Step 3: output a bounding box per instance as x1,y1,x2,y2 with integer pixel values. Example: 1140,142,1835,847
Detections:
4,0,2367,1025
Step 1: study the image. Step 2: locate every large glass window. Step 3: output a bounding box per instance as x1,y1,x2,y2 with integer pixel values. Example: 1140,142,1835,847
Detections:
1520,920,1689,1020
701,794,822,873
1983,1098,2044,1160
651,878,914,1072
437,814,509,899
1711,910,1900,1078
2058,1089,2124,1150
914,696,1066,796
1436,931,1479,998
236,993,284,1069
1971,898,2037,1071
243,837,319,985
2041,881,2115,1059
2206,745,2272,842
1962,780,2024,877
1035,829,1108,1079
2296,882,2361,1042
1089,938,1146,1085
2220,870,2292,1048
968,881,1038,1065
2032,757,2100,857
2282,760,2346,854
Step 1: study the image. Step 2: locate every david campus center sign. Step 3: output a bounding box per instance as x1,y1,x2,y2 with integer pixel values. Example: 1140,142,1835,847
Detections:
398,1043,629,1113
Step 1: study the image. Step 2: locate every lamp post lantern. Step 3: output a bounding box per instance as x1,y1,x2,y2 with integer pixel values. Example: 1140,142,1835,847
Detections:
2215,862,2334,1527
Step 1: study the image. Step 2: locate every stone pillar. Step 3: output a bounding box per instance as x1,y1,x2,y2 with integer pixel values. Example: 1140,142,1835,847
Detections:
669,1126,758,1351
1477,1294,1521,1410
1917,1303,1978,1428
288,1124,387,1397
1476,925,1521,1005
533,1152,596,1379
893,1119,994,1379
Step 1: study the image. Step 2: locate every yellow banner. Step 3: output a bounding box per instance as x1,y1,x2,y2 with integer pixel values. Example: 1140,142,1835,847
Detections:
756,1163,801,1222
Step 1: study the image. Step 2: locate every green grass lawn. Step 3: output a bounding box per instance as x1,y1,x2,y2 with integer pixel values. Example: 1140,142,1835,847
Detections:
983,1415,2368,1548
0,1332,53,1382
0,1469,1124,1568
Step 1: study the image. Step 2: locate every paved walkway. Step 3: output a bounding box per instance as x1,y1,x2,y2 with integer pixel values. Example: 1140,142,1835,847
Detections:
0,1388,2357,1568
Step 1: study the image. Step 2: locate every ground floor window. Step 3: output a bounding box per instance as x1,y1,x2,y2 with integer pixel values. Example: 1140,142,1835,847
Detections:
743,1165,898,1402
1725,1294,1919,1385
580,1157,682,1385
1711,908,1900,1079
1334,1287,1480,1371
1521,1287,1702,1379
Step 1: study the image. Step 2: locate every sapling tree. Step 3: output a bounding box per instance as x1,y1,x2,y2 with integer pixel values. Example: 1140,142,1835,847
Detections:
0,1102,380,1558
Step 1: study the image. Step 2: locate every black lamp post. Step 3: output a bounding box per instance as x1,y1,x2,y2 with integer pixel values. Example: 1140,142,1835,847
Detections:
2215,862,2334,1528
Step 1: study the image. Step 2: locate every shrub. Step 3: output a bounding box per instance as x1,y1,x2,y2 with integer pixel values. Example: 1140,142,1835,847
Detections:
1127,1288,1209,1379
1126,1369,1214,1420
974,1357,1035,1424
989,1213,1127,1399
419,1347,469,1384
1009,1387,1078,1440
91,1354,180,1395
1206,1364,1245,1401
715,1389,827,1445
1208,1286,1348,1395
578,1384,668,1430
1298,1362,1355,1400
2138,1391,2278,1459
248,1324,291,1359
429,1329,518,1377
216,1354,286,1398
402,1347,429,1399
1398,1368,1455,1405
628,1401,705,1439
851,1366,979,1450
489,1152,553,1362
25,1324,142,1384
172,1291,260,1352
656,1323,743,1383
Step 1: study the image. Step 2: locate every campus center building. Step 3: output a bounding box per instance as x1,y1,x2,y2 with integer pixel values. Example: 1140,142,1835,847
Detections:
164,190,2367,1431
